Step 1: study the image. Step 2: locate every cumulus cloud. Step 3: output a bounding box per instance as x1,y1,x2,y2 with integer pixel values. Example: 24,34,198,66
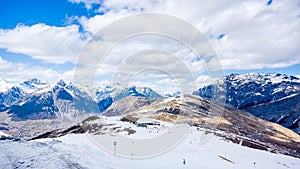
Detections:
74,32,209,93
0,56,73,83
209,0,300,70
78,10,137,34
75,0,300,71
0,24,86,64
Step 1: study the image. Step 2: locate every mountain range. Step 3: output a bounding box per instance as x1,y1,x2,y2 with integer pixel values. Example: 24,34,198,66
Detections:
0,78,162,122
1,72,300,136
193,73,300,134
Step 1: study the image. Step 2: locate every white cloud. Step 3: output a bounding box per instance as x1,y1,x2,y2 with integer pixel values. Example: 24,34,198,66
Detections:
76,0,300,71
0,56,73,83
0,24,86,64
74,32,207,92
208,0,300,70
78,10,136,34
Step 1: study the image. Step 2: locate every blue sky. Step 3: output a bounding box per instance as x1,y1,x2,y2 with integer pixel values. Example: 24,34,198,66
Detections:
0,0,90,29
0,0,299,86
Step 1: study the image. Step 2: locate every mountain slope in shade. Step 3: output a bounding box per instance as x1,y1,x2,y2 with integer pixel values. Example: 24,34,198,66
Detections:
193,73,300,134
246,94,300,134
0,86,26,106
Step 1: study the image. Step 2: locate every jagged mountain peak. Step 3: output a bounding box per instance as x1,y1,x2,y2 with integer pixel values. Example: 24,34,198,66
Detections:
195,73,300,108
20,78,50,94
21,78,49,86
23,78,41,84
225,73,300,85
95,84,162,101
56,79,66,87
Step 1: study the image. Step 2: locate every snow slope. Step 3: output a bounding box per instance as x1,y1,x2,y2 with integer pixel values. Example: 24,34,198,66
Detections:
1,127,300,169
0,131,10,137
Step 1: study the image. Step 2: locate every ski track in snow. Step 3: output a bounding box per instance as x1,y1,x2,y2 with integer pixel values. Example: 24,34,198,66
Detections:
1,127,300,169
0,140,86,169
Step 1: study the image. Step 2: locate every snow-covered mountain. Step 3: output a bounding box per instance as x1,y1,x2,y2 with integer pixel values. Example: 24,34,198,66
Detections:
0,78,50,108
0,78,162,122
20,78,50,93
8,80,93,121
0,86,26,108
193,73,300,134
94,85,161,101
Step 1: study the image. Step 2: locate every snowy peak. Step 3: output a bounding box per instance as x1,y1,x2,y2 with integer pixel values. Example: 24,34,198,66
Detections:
194,73,300,134
56,79,66,87
7,81,97,121
0,78,12,93
95,84,162,102
228,72,299,80
21,78,48,87
20,78,50,93
128,86,162,98
225,73,300,87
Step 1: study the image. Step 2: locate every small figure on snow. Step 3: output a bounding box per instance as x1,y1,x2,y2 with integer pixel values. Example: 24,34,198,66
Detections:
183,158,186,165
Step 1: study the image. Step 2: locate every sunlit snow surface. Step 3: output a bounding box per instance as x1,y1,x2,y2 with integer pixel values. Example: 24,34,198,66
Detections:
1,124,300,169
